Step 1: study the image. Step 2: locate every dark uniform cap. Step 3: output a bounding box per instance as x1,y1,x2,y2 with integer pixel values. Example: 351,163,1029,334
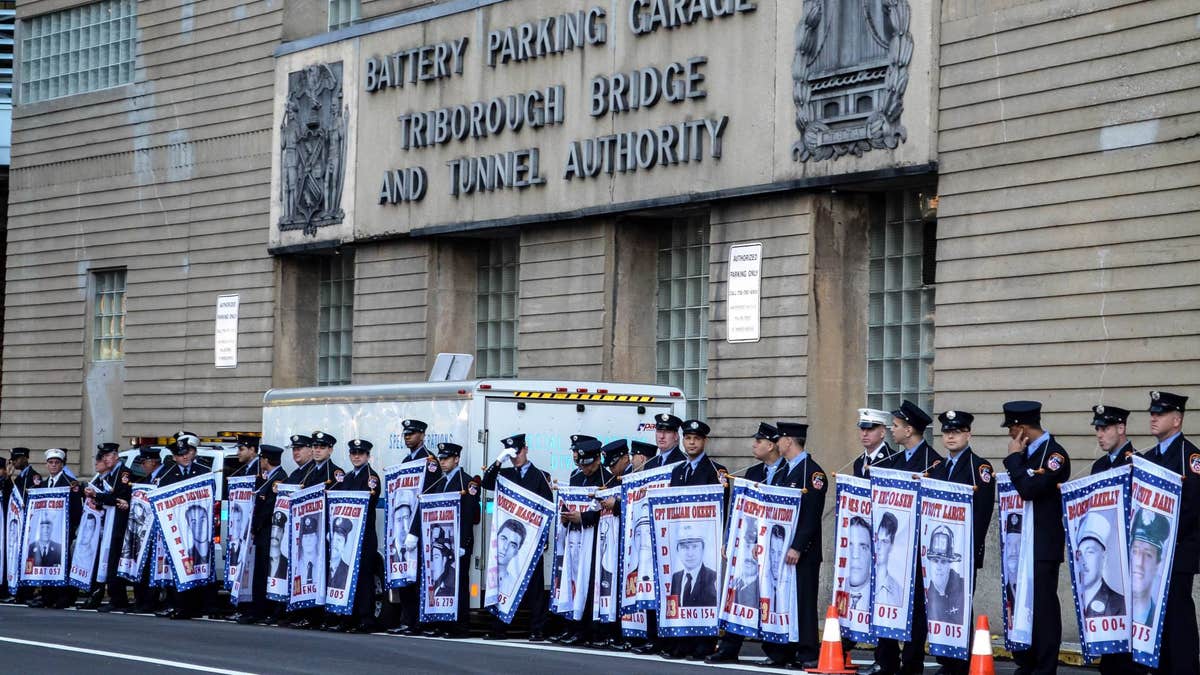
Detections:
402,419,428,433
272,511,287,527
775,422,808,440
301,514,319,535
601,439,628,467
927,525,962,562
1001,400,1042,428
682,420,710,437
289,434,313,447
1148,390,1187,414
95,442,121,457
1006,512,1022,534
258,444,285,462
436,442,462,459
347,439,373,454
10,447,30,459
575,439,603,465
654,414,683,431
1091,404,1130,427
938,410,974,432
137,445,162,460
892,400,933,432
431,528,454,555
331,517,353,537
236,434,260,448
1131,509,1170,555
501,434,526,450
569,434,598,448
310,431,336,447
754,423,781,442
630,440,657,458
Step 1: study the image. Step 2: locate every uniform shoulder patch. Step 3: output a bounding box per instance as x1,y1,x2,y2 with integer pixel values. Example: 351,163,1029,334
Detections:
368,476,379,490
1047,453,1064,472
334,469,345,483
979,464,993,483
810,471,826,491
32,475,41,486
1189,453,1200,476
427,459,439,473
467,482,478,496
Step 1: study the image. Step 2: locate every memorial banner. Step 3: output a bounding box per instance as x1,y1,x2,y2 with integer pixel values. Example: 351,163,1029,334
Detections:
592,486,622,624
95,504,116,584
919,477,974,660
20,487,71,586
485,476,554,623
266,483,298,602
224,476,257,593
552,485,596,620
116,486,155,582
648,483,724,638
1061,466,1131,660
383,459,427,588
831,475,874,643
997,472,1034,651
68,501,106,591
5,488,23,594
719,480,801,644
288,483,327,609
1129,456,1181,668
149,473,217,591
325,490,371,614
869,467,921,641
419,491,461,623
619,462,679,638
150,526,173,587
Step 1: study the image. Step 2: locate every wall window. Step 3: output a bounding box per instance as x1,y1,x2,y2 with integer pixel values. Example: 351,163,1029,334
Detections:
19,0,135,104
0,0,14,106
868,190,936,418
318,253,354,386
327,0,359,30
657,219,709,420
476,238,518,378
92,269,125,361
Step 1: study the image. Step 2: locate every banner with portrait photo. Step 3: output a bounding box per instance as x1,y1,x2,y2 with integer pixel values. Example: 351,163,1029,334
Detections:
620,463,677,614
287,483,327,610
149,473,216,592
224,476,257,593
419,491,461,623
592,486,622,624
551,486,596,620
19,487,71,586
918,477,974,660
6,487,23,594
68,500,106,591
1129,456,1181,668
868,468,921,641
719,481,801,644
997,472,1034,651
95,504,116,584
485,476,554,623
151,526,173,587
383,459,427,588
647,483,724,638
831,475,874,643
266,484,298,602
325,490,371,614
116,485,155,582
1061,465,1131,659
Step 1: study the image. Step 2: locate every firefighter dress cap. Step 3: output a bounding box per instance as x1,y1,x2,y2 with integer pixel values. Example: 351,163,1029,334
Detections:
575,439,603,465
857,408,892,429
137,445,161,460
310,432,336,447
1077,512,1111,549
289,434,313,448
682,420,711,437
331,517,353,537
347,439,373,454
630,440,657,458
676,522,704,545
654,414,683,431
1091,405,1130,427
258,444,285,462
10,447,30,459
938,410,974,432
95,442,120,458
892,400,933,432
754,423,781,442
236,434,260,448
174,435,199,454
301,514,319,535
601,439,628,467
45,448,67,462
569,434,598,448
1131,509,1170,554
272,511,287,527
436,442,462,459
927,525,962,562
501,434,526,450
775,422,808,440
1148,390,1187,414
402,419,428,433
1001,400,1042,428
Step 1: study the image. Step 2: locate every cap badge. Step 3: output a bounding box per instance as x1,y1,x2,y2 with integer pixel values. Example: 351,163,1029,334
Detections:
1095,405,1105,415
690,422,699,429
1151,391,1160,401
946,410,956,420
1141,509,1154,526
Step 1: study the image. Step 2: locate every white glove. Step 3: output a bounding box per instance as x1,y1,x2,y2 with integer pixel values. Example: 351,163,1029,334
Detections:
457,547,465,557
498,448,517,464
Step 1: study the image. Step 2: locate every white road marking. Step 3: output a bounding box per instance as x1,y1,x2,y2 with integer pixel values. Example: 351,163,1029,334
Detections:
0,635,257,674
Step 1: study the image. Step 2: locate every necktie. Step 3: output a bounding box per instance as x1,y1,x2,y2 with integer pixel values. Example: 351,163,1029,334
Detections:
684,573,693,600
307,562,313,583
947,458,955,476
683,465,693,483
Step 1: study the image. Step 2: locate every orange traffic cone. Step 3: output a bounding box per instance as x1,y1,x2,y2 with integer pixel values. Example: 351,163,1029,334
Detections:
805,605,857,673
968,615,996,675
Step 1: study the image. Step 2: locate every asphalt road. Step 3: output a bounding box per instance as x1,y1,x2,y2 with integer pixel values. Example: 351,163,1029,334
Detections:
0,604,1100,674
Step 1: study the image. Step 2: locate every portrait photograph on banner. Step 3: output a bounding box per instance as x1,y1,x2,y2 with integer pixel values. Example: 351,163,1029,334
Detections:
5,488,22,594
997,472,1034,651
224,475,257,592
1061,465,1132,659
552,485,595,620
868,467,921,641
592,486,621,624
831,475,873,643
68,502,105,591
1129,456,1182,668
419,491,461,623
288,483,327,609
647,484,724,638
266,483,297,602
94,503,116,586
918,477,974,660
383,458,426,588
148,473,216,591
150,526,173,588
325,491,371,615
619,463,676,613
116,486,154,582
485,476,553,623
20,487,71,586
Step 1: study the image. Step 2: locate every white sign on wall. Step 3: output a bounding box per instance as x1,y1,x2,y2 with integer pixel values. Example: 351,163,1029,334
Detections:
726,243,762,343
215,294,240,368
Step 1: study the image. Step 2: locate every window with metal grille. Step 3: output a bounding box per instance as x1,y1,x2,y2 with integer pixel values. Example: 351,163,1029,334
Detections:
476,238,518,378
92,269,125,361
318,253,354,386
657,219,709,420
19,0,135,104
327,0,359,30
868,190,936,419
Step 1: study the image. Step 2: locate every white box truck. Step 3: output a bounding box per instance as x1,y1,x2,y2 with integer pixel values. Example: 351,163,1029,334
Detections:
261,379,685,611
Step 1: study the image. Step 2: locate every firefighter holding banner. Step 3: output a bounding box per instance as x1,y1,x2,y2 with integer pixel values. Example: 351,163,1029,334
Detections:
325,438,381,632
556,438,612,647
419,442,480,639
83,442,133,612
387,418,437,637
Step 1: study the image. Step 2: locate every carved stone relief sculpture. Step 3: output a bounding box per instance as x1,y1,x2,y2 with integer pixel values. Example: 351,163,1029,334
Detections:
279,62,349,236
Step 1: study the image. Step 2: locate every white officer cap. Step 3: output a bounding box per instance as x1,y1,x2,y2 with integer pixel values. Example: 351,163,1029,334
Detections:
44,448,66,462
1077,512,1111,549
857,408,892,429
